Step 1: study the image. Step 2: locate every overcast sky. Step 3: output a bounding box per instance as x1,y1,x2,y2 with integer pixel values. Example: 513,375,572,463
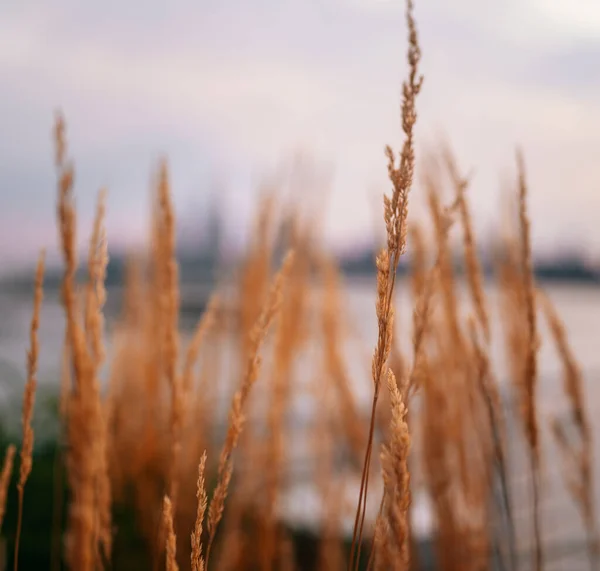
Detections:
1,0,599,269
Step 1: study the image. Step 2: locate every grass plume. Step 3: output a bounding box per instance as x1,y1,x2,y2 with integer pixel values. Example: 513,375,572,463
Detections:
205,251,294,567
191,452,208,571
0,446,16,533
163,496,179,571
14,250,45,571
349,1,422,568
541,290,598,566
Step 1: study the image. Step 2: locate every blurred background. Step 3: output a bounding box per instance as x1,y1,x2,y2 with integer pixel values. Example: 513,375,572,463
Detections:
1,0,600,267
1,0,600,569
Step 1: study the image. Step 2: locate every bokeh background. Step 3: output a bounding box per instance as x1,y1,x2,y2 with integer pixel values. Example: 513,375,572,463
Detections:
1,1,599,569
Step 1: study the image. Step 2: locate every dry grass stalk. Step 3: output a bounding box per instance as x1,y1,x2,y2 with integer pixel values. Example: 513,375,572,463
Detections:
14,250,45,571
216,195,279,566
85,189,113,566
177,301,220,557
55,114,114,571
0,445,16,533
468,319,516,568
163,496,179,571
551,418,580,494
54,115,83,377
205,251,294,567
142,161,184,571
445,149,507,562
105,260,146,492
406,223,434,391
141,201,168,463
421,344,492,571
313,331,347,571
80,189,111,570
443,148,489,342
497,237,526,385
541,290,598,564
316,473,346,571
191,452,208,571
349,2,422,568
516,152,542,571
408,194,466,561
410,263,436,394
182,316,221,499
239,193,277,355
410,181,499,571
420,354,459,568
176,299,220,558
85,189,108,364
425,172,461,352
446,147,515,563
320,256,365,461
516,153,539,460
376,371,411,571
156,162,184,511
416,262,470,570
468,320,516,562
55,113,100,571
261,227,309,571
51,334,71,571
95,406,112,567
540,291,588,439
124,242,169,550
421,182,469,554
278,532,297,571
408,225,427,299
369,229,437,571
183,296,219,396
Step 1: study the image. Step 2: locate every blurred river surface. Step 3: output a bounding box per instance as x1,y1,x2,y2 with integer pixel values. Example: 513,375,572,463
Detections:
2,279,599,402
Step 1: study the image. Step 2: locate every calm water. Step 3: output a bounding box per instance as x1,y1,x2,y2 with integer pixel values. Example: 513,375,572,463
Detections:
3,280,599,402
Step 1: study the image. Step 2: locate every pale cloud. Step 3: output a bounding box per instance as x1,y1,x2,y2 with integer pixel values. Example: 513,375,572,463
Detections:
532,0,600,40
0,0,599,267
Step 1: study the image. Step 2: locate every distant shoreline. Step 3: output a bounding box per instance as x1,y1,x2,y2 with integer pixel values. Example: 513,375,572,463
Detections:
0,267,598,301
